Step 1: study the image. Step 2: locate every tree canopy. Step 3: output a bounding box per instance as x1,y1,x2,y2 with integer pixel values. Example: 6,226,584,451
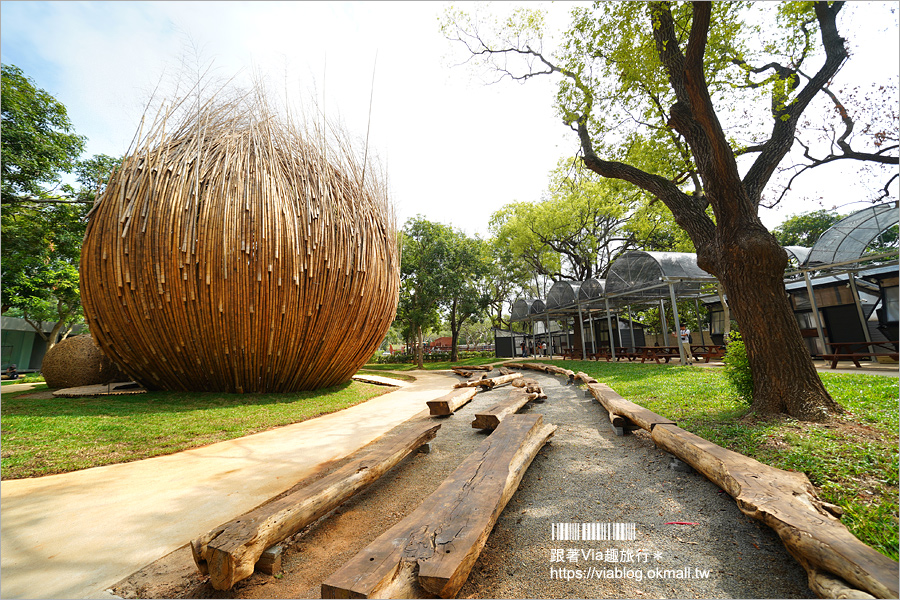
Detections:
443,2,898,420
1,64,85,205
1,64,120,346
490,158,693,285
394,216,492,366
772,209,843,247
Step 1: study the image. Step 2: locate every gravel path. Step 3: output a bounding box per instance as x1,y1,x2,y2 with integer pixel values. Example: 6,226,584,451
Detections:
114,370,814,599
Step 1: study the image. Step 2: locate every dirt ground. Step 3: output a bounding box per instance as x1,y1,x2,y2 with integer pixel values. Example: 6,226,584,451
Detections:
110,370,815,599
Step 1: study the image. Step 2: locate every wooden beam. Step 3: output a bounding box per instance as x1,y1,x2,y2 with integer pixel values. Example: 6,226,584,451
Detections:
476,373,522,390
651,424,899,599
586,383,677,431
321,414,556,599
453,372,522,389
191,419,441,590
575,371,597,384
427,387,478,416
471,389,538,431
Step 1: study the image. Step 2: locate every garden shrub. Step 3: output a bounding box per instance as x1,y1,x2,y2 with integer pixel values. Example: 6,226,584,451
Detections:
723,330,753,404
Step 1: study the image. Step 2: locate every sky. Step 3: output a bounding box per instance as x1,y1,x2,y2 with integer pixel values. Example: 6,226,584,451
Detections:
1,1,897,239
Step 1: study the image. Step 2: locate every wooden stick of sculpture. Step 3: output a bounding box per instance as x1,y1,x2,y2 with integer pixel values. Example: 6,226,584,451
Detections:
80,85,400,392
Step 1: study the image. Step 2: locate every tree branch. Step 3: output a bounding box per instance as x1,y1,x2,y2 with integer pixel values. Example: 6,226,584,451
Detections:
743,1,849,204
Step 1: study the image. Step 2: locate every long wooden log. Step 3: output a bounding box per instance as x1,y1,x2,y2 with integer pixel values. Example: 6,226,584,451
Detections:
503,362,525,369
427,387,478,416
455,372,522,389
650,424,899,599
511,378,541,394
321,414,556,599
471,390,538,430
575,371,597,384
191,420,441,590
476,373,523,390
588,382,898,598
543,364,574,379
452,364,493,371
587,383,677,431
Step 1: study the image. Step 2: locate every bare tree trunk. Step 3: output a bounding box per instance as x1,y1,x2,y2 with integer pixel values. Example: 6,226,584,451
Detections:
450,298,460,363
416,326,425,369
709,228,841,420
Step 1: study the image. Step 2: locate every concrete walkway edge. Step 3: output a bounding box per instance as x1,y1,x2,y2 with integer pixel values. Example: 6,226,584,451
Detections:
0,371,455,599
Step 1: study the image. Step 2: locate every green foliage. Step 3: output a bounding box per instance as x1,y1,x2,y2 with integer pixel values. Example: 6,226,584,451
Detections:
631,300,706,335
1,64,85,204
556,2,755,188
395,217,493,365
772,209,843,247
490,159,691,284
442,230,492,360
1,65,121,341
722,331,753,404
1,201,87,336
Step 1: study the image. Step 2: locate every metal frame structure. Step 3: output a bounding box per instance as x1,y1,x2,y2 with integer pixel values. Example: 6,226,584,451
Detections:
509,202,898,364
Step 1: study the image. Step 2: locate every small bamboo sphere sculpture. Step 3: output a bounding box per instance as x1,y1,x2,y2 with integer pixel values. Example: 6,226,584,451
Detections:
80,96,400,393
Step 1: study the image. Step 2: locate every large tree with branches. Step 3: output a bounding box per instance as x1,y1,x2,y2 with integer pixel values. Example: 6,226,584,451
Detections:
444,2,898,420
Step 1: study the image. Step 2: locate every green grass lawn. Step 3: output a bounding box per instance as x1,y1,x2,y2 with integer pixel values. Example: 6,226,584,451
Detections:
542,359,899,561
0,380,390,480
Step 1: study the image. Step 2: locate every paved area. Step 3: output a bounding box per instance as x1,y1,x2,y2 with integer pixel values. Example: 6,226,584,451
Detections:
1,359,894,599
0,371,456,600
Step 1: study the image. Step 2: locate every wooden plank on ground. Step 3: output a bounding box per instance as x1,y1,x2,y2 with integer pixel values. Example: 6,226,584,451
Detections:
427,387,478,416
454,373,522,389
321,414,556,599
476,373,522,390
650,424,899,599
471,389,538,430
543,364,575,379
511,377,541,394
586,383,676,431
575,371,597,384
191,419,441,590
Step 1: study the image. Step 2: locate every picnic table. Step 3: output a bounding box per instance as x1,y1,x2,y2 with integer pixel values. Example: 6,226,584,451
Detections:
560,348,584,360
822,341,899,369
637,346,683,364
691,344,726,363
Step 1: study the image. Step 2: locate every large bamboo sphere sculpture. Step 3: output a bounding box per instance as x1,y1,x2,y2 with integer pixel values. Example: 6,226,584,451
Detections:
80,94,400,393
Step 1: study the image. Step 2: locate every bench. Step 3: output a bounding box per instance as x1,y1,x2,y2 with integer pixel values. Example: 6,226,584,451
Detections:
321,414,556,599
692,344,726,363
637,346,682,364
471,389,538,430
427,387,478,416
822,341,899,369
192,419,440,590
